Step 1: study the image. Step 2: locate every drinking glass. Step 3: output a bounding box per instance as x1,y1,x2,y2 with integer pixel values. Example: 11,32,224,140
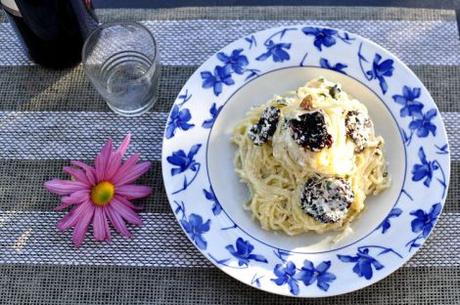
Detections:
82,22,160,116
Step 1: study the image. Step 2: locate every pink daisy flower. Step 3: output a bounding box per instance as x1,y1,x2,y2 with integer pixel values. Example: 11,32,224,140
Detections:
44,134,152,247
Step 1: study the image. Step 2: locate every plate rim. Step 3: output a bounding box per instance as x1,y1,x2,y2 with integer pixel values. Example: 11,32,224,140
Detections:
161,24,451,297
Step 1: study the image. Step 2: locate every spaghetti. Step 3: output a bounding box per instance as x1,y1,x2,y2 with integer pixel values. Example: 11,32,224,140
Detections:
232,77,390,235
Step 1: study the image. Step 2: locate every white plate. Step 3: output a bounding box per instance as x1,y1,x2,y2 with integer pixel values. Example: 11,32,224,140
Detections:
161,26,450,297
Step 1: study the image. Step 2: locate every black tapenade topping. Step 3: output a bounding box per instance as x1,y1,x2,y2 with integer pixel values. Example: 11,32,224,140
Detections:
300,177,354,223
248,106,281,145
289,110,333,152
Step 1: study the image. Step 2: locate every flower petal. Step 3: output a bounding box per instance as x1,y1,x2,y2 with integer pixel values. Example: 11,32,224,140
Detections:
321,36,336,47
110,197,143,225
63,167,90,186
116,134,131,157
236,237,252,254
72,204,95,247
359,261,373,280
255,51,270,61
194,234,207,250
425,123,436,136
316,261,331,273
45,179,87,195
114,161,151,186
392,95,406,105
410,209,426,218
425,109,437,120
61,190,89,204
222,76,235,86
56,210,78,231
272,276,286,286
200,71,213,79
248,254,268,263
70,161,97,186
95,138,113,182
295,269,315,285
165,122,177,139
418,147,428,164
302,27,319,35
409,119,423,131
371,259,384,270
323,28,337,35
317,280,330,292
57,200,92,231
178,121,194,130
275,48,290,62
286,261,297,275
166,150,187,166
213,82,223,96
423,176,432,187
422,223,433,238
379,78,389,94
317,273,335,291
302,260,315,271
106,205,132,237
114,195,143,211
416,127,429,137
93,207,110,241
430,203,442,219
104,151,123,181
188,213,203,227
55,200,80,211
319,58,330,69
319,272,336,283
337,254,359,263
273,264,286,277
216,52,229,62
411,165,428,181
402,86,411,98
411,218,425,233
115,184,151,200
105,135,133,180
180,219,192,233
288,278,300,295
314,39,323,51
225,244,236,255
102,208,112,242
379,59,394,72
56,190,89,211
236,55,248,68
111,154,140,184
373,53,382,65
178,108,192,121
202,77,215,89
188,144,202,159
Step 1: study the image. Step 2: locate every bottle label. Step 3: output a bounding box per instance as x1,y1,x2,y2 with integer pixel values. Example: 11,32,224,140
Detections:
1,0,21,17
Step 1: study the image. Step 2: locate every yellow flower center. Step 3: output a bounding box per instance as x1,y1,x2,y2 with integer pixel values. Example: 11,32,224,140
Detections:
91,181,115,206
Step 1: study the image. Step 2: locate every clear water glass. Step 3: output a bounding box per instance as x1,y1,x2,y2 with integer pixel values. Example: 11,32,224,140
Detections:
82,22,160,116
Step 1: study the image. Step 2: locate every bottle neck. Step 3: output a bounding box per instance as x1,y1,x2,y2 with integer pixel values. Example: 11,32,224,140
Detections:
1,0,21,17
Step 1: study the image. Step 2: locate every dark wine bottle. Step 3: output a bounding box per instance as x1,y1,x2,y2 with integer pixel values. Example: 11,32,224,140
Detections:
1,0,99,69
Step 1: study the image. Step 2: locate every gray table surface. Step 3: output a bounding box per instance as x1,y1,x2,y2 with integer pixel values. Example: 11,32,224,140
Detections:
0,5,459,305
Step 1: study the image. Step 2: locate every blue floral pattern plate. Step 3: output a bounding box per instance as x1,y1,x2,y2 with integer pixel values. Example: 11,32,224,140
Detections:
161,26,450,297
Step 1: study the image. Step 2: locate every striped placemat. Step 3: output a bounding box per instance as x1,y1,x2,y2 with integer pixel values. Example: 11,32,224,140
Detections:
0,6,458,305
